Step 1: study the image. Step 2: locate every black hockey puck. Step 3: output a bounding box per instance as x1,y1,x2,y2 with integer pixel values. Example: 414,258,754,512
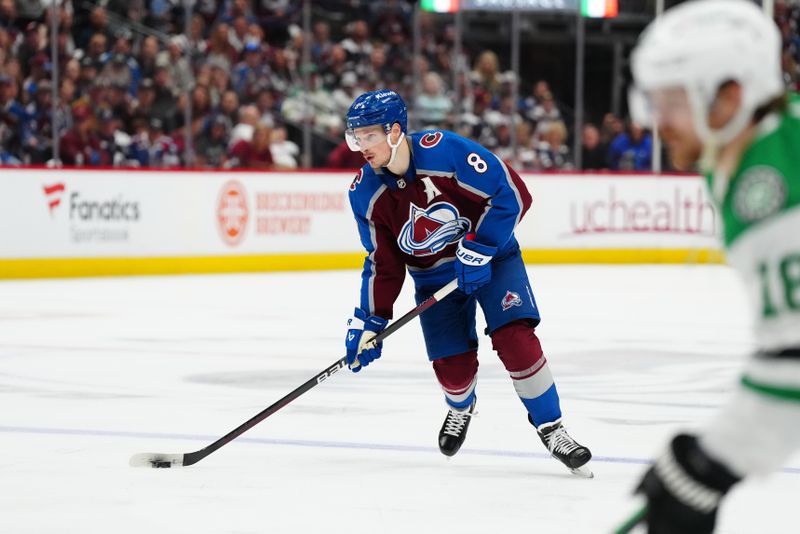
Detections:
152,460,172,468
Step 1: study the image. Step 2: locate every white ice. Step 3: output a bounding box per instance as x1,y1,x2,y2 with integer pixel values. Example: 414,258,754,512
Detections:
0,265,797,534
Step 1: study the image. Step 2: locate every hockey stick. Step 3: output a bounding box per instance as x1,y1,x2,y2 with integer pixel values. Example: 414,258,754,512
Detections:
129,279,459,468
612,503,647,534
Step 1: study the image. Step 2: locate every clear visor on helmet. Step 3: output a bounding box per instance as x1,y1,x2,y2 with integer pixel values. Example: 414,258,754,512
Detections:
629,85,694,131
345,125,389,152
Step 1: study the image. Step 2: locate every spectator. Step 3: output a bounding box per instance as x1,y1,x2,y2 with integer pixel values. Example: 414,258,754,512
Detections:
529,91,561,133
415,72,452,129
460,87,492,143
580,123,608,170
310,21,333,65
195,114,230,168
96,108,128,166
229,123,274,169
326,139,366,169
56,78,75,132
233,40,269,101
87,7,114,47
63,58,80,86
77,56,99,96
85,32,108,66
188,14,208,60
106,82,132,128
608,122,652,171
206,23,236,73
218,89,240,124
151,65,177,128
16,23,43,78
522,79,550,116
266,47,295,96
269,125,298,169
97,53,133,94
190,84,212,136
130,78,156,128
486,94,523,129
331,70,362,118
229,104,259,147
21,52,48,103
15,0,43,25
137,35,159,80
0,1,16,32
470,50,503,97
255,88,278,128
490,122,514,163
207,58,231,107
320,44,349,90
101,34,137,73
59,104,107,166
227,15,249,54
600,112,624,145
22,78,52,163
533,120,571,171
363,45,392,88
145,117,181,167
161,36,194,95
516,121,537,171
0,73,26,157
340,20,372,70
383,23,410,86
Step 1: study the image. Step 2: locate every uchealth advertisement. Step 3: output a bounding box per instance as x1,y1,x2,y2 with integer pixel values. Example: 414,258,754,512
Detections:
517,175,722,250
0,169,723,277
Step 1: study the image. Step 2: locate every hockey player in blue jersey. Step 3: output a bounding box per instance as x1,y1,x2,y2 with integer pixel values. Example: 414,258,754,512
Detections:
342,89,592,475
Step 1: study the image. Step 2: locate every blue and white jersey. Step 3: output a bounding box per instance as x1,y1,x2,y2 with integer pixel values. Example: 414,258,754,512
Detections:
348,130,532,319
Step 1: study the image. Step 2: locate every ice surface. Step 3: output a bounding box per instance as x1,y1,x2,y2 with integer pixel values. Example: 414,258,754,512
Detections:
0,265,797,533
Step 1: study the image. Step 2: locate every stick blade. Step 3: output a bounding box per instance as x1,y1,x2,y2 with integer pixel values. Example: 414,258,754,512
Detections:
129,452,185,468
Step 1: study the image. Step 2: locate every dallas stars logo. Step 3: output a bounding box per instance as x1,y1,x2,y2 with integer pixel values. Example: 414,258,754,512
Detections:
733,166,787,223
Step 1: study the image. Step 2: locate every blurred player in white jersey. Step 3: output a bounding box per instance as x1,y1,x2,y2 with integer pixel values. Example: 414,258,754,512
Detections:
622,1,800,532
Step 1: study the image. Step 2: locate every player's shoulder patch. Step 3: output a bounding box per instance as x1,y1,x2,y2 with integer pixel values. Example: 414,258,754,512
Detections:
349,168,365,192
418,131,444,149
349,164,381,193
348,164,386,216
732,165,787,222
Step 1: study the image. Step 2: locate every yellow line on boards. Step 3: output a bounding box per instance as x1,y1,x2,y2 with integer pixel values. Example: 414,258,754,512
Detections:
521,248,726,265
0,253,366,279
0,249,725,279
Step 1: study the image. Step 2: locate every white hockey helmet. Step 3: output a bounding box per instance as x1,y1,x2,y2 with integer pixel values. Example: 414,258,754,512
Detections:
630,0,783,146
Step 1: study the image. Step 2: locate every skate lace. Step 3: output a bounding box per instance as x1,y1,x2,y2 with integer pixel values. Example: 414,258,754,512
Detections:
443,409,472,437
546,426,580,456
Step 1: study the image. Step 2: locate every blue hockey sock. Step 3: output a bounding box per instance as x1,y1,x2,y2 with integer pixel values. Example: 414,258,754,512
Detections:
446,389,476,410
520,383,562,427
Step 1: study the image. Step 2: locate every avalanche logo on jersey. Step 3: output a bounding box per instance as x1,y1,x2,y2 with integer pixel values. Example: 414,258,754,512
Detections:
501,291,522,311
397,202,471,257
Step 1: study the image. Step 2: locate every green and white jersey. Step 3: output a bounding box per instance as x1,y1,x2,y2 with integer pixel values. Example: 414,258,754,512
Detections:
711,94,800,352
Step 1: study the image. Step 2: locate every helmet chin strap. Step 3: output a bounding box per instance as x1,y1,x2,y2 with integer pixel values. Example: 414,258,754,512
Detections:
689,87,755,200
386,132,405,168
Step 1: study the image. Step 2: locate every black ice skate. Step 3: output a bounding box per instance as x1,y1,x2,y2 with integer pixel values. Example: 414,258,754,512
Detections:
533,416,593,478
438,398,477,457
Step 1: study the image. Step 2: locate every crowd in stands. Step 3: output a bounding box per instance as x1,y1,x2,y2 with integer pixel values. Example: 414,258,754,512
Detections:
0,0,793,171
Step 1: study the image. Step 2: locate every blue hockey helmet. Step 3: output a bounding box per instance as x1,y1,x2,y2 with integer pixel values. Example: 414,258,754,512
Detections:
345,90,407,151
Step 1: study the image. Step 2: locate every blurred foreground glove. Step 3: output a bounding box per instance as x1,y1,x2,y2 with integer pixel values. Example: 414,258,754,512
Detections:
635,434,741,534
454,234,496,295
345,308,388,372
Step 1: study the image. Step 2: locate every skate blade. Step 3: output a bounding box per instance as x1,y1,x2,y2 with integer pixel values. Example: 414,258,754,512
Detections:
569,463,594,478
